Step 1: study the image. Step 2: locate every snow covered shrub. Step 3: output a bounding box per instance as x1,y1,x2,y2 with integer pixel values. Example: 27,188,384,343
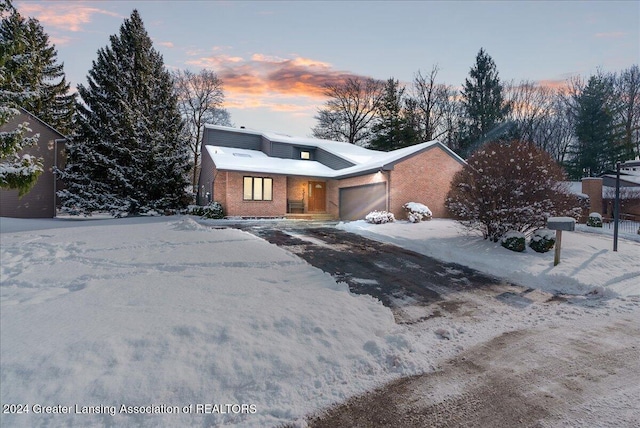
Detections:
189,202,224,219
586,212,603,228
365,210,395,224
403,202,432,223
0,108,43,196
529,228,555,253
445,141,581,242
501,231,526,252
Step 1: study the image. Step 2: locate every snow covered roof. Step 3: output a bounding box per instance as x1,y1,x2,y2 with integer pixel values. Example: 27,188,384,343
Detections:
601,173,640,187
563,182,588,198
203,125,465,178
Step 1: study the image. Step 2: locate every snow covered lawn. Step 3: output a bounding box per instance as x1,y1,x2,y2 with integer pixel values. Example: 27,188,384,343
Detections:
1,217,416,427
1,216,638,427
339,219,640,298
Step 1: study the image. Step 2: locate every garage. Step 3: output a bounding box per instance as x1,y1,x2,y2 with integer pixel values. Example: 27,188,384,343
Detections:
339,182,387,220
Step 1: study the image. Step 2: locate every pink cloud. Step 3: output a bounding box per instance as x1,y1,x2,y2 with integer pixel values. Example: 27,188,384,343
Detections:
17,2,121,32
186,52,368,105
595,31,626,39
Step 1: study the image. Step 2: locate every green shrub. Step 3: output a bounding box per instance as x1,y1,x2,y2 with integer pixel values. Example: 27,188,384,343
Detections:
188,202,224,219
529,228,555,253
586,212,603,227
501,230,526,252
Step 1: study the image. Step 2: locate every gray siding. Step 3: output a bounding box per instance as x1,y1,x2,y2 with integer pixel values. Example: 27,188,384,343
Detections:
0,110,65,218
261,136,272,156
205,128,261,150
197,147,215,205
203,127,355,171
316,148,355,170
271,142,294,159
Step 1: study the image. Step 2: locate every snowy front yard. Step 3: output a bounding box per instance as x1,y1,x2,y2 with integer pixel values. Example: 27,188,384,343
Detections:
1,217,415,427
339,219,640,299
1,216,639,427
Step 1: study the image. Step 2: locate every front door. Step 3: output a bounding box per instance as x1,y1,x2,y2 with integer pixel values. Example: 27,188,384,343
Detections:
308,181,326,212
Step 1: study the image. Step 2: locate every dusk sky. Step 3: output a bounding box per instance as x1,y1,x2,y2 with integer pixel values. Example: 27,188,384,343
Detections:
14,0,640,137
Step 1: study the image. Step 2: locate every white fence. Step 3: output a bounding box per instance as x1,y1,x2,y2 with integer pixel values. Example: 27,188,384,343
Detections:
603,220,640,235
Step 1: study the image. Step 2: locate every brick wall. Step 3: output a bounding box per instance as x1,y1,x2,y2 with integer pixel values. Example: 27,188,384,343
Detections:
217,171,286,217
211,167,226,207
287,176,310,212
388,146,463,219
582,178,603,215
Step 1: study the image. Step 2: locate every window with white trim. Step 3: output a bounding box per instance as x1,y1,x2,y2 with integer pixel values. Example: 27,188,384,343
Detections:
243,176,273,201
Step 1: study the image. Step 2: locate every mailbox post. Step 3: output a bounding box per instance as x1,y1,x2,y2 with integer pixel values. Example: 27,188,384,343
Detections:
547,217,576,266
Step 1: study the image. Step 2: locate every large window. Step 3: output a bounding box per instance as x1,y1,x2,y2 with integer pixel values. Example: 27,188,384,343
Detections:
243,176,273,201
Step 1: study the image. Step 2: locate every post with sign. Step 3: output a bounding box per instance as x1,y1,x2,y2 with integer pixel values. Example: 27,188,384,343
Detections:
547,217,576,266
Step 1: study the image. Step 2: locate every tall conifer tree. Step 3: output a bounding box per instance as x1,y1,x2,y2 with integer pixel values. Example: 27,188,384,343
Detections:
0,0,43,195
58,10,189,216
459,48,510,156
0,1,74,134
568,74,622,178
369,78,418,151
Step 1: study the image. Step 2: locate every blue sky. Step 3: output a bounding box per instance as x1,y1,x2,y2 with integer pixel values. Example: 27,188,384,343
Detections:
15,0,640,137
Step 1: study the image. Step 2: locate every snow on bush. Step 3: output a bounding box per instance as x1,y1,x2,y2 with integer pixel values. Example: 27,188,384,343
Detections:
445,141,581,242
529,228,555,253
365,210,395,224
188,202,224,219
0,108,43,196
403,202,432,223
587,212,603,228
501,230,526,252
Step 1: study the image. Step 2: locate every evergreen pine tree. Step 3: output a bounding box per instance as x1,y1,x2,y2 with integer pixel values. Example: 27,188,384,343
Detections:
369,78,418,151
0,0,43,195
0,1,74,134
58,9,189,216
459,48,510,156
568,74,623,179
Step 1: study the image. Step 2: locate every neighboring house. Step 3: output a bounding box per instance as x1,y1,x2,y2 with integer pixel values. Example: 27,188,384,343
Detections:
198,125,465,220
601,159,640,220
0,108,67,218
567,159,640,221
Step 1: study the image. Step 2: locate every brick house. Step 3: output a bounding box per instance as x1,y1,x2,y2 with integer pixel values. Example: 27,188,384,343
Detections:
0,108,67,218
198,125,465,220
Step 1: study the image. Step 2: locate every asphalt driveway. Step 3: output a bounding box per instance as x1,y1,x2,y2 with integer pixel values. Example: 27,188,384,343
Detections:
229,222,521,322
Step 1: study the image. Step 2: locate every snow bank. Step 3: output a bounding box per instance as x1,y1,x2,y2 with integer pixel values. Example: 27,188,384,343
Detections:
339,219,640,298
0,217,417,427
2,216,638,427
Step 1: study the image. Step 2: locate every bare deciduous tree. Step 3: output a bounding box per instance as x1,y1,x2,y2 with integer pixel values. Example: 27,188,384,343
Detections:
410,65,448,141
312,77,384,145
542,94,576,165
505,80,554,142
614,65,640,159
174,69,231,192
